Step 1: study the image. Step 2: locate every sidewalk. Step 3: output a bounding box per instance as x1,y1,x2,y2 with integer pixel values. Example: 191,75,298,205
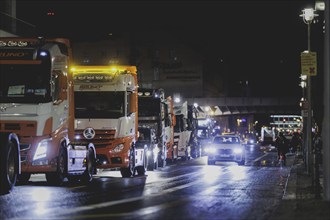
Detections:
270,154,330,220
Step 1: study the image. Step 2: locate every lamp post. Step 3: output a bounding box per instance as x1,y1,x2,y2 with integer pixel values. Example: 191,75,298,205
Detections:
300,8,318,174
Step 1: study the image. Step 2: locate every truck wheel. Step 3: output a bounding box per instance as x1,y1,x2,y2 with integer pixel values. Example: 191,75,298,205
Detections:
137,149,147,176
166,150,174,164
120,147,135,178
191,148,197,159
147,153,155,171
238,160,245,166
158,152,166,168
81,148,95,183
46,147,67,185
0,138,18,195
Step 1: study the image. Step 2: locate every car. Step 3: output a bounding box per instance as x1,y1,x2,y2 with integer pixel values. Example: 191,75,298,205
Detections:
204,135,245,165
243,133,258,145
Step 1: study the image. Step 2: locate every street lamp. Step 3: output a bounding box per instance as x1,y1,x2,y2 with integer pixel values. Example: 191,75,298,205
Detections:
300,8,318,174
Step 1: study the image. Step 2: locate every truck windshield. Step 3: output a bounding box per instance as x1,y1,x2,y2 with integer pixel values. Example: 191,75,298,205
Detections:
138,129,151,141
0,64,51,103
174,114,184,132
138,98,161,117
75,91,125,119
197,128,209,138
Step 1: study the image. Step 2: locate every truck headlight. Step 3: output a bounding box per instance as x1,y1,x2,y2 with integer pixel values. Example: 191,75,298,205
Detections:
205,147,216,153
234,148,243,154
33,139,50,160
111,143,124,153
153,146,159,156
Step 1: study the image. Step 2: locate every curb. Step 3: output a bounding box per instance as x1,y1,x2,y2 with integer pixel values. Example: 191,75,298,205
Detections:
282,154,298,200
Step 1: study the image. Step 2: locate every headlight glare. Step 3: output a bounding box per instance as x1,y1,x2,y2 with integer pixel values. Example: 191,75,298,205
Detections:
234,148,243,154
205,147,216,153
33,139,49,160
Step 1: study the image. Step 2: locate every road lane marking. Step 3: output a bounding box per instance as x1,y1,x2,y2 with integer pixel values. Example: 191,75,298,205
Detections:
39,198,191,219
69,169,202,191
55,166,231,217
253,152,270,162
55,177,203,217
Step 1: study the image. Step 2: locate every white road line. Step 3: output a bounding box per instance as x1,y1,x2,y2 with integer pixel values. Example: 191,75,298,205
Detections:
56,175,204,217
38,198,191,219
55,167,230,219
253,152,270,162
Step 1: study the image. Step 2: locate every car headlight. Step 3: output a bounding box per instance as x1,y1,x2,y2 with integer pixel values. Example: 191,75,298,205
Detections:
33,139,50,160
110,143,125,153
234,148,243,154
205,147,216,153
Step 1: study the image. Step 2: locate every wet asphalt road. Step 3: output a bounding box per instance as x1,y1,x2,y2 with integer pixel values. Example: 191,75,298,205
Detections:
0,144,292,220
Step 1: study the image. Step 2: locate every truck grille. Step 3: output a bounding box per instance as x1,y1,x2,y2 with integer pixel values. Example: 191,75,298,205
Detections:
173,134,180,145
218,149,233,154
4,123,20,130
75,129,116,148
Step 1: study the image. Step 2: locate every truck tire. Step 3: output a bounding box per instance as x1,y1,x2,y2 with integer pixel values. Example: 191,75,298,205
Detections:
136,149,147,176
120,147,135,178
238,160,245,166
147,156,154,171
158,151,166,168
0,136,19,195
46,146,67,185
166,150,174,164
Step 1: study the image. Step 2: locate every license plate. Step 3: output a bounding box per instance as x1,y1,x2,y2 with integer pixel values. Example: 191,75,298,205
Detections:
220,154,230,157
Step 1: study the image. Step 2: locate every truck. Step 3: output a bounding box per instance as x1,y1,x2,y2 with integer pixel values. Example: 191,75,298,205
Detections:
196,112,214,155
71,65,147,177
164,96,177,163
0,37,96,186
174,101,192,160
137,88,176,169
187,105,202,158
260,126,276,145
136,126,158,170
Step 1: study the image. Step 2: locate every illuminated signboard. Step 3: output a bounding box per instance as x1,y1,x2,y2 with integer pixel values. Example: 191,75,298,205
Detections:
0,40,38,60
73,73,115,82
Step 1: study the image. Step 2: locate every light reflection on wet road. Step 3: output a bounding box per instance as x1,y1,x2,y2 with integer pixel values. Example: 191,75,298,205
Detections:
0,144,293,220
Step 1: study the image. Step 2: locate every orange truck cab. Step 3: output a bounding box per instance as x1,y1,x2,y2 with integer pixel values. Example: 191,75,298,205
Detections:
71,65,147,177
0,37,96,186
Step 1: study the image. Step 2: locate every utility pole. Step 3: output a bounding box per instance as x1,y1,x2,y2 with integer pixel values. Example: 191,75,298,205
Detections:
322,0,330,201
300,8,318,174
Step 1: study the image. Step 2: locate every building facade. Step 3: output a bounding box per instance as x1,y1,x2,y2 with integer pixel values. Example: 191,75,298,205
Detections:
72,30,204,99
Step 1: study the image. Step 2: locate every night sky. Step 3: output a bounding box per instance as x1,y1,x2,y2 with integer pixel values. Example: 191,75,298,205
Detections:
15,0,325,99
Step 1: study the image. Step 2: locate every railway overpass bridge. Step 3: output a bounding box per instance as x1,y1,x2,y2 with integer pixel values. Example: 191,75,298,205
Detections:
186,96,301,116
184,96,303,135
